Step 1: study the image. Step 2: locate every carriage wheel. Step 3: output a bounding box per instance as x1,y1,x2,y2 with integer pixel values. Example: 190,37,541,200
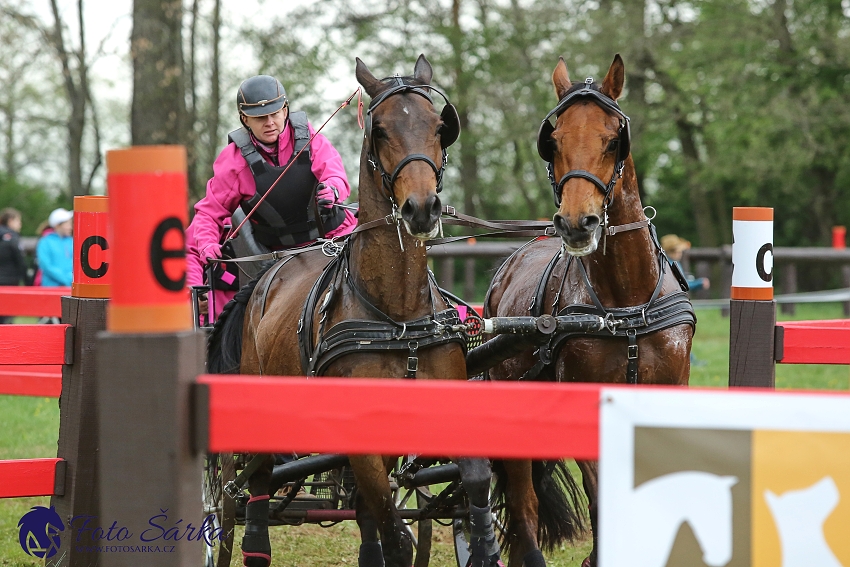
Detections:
413,487,433,567
452,517,472,567
203,453,237,567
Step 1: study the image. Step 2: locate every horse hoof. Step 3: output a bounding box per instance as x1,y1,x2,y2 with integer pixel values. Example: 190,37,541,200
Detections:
358,541,385,567
522,549,546,567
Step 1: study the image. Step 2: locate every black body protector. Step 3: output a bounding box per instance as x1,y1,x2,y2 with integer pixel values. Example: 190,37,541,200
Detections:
228,111,345,249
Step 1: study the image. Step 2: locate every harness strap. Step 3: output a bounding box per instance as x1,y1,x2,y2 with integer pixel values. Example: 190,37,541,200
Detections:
607,218,650,236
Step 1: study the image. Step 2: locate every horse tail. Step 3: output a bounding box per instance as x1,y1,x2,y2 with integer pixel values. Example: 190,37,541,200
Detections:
207,263,273,374
491,459,587,554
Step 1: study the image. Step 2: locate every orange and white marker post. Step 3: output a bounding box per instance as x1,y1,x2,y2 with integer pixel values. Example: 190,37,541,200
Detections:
105,146,192,333
97,146,203,567
729,206,776,388
71,196,111,298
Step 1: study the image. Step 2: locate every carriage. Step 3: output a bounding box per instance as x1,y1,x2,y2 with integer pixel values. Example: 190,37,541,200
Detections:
197,53,696,567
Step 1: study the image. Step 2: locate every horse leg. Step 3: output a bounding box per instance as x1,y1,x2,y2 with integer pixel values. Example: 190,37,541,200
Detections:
349,455,412,567
502,460,545,567
356,490,385,567
241,455,274,567
575,460,598,567
457,458,504,567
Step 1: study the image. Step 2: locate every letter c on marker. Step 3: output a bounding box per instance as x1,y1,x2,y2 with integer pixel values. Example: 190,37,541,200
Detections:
756,243,773,282
80,235,109,279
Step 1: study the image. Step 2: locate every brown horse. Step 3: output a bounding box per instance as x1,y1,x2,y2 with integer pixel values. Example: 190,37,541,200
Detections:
485,55,695,567
208,55,501,567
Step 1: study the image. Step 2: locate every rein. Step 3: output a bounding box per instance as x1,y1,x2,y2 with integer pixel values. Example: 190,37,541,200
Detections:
227,87,363,242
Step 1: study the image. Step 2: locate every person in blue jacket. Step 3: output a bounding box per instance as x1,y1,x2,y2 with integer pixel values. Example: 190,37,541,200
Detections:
36,208,74,287
661,234,710,292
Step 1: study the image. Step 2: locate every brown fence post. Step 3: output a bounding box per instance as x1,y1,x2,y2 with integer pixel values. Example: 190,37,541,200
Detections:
729,207,775,388
49,195,112,566
96,146,204,566
780,263,797,315
48,297,106,566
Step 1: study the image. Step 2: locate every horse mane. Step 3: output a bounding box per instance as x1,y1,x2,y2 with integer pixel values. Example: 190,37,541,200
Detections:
207,261,275,374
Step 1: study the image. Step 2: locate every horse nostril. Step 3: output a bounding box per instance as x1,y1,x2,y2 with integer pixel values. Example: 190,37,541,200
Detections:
582,215,600,231
400,198,418,222
427,194,441,221
553,214,569,235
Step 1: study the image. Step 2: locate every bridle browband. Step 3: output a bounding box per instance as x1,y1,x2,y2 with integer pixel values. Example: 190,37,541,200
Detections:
365,75,459,205
537,78,632,248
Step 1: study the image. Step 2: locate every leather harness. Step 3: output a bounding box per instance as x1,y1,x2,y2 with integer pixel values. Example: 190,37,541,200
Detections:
495,226,696,385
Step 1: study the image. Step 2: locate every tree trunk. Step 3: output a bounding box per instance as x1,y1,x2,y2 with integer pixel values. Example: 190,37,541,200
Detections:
451,0,478,217
186,0,199,198
49,0,90,196
206,0,222,179
131,0,185,145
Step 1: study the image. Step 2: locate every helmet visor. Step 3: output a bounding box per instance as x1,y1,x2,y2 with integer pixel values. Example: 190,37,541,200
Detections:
239,94,288,117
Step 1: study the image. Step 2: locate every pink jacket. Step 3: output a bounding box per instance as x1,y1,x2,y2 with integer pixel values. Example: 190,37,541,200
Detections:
187,120,357,288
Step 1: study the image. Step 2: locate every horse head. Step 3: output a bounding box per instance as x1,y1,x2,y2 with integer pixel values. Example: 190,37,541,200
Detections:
356,54,460,238
539,54,630,256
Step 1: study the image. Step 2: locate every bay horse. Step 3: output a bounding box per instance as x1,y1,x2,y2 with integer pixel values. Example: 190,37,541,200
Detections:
484,55,696,567
208,55,501,567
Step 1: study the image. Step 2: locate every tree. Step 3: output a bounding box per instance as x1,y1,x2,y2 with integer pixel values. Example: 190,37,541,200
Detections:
131,0,185,145
1,0,102,197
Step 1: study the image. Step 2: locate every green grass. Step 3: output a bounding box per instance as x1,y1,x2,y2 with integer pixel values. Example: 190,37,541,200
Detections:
0,303,847,564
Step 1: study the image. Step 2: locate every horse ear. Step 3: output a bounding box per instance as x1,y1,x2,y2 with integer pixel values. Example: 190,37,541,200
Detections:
356,57,384,98
413,54,433,85
552,57,572,100
601,54,625,101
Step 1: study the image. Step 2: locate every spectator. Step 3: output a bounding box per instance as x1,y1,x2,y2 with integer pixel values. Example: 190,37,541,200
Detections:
660,234,710,292
36,208,73,287
0,208,26,323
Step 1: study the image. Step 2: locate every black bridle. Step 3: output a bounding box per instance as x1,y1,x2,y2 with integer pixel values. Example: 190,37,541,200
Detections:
537,78,631,213
364,75,460,206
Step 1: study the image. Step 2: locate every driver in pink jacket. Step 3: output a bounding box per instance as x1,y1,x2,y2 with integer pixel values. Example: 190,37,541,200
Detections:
187,75,357,321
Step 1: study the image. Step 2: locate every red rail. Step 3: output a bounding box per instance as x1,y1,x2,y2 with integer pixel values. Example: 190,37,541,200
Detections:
0,325,72,365
777,319,850,364
0,287,68,317
0,458,64,498
196,377,602,459
0,365,62,397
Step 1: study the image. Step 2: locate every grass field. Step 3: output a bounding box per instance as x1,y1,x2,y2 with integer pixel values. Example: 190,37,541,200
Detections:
0,303,847,565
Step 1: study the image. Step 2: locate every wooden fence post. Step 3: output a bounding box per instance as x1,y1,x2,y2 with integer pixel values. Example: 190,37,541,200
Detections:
49,195,111,566
97,146,203,566
48,297,106,566
729,207,775,388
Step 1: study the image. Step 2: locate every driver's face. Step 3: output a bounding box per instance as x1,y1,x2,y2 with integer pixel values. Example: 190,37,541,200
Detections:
243,107,288,144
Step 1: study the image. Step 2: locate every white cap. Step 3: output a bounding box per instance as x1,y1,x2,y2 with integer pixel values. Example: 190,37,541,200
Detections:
48,208,73,228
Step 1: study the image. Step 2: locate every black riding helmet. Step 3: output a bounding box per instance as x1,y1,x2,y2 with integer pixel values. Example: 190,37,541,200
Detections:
236,75,288,117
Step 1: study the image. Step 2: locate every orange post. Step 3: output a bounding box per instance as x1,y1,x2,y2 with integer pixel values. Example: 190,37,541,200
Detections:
71,196,110,298
106,146,191,333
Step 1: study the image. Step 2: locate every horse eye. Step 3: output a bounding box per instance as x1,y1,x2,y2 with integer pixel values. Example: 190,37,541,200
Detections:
606,139,619,153
373,126,387,140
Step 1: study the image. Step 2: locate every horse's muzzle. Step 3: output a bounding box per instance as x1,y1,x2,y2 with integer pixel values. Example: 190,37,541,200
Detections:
553,213,601,256
401,194,442,238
